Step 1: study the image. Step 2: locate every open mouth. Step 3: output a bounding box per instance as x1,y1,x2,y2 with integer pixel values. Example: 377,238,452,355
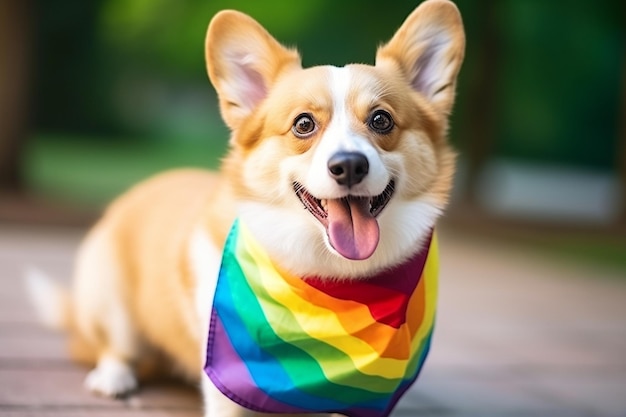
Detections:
293,180,395,260
293,180,396,224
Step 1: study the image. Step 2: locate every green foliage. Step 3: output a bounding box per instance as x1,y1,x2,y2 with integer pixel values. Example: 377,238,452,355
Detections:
99,0,333,74
25,134,226,206
97,0,420,74
493,1,622,168
33,0,625,169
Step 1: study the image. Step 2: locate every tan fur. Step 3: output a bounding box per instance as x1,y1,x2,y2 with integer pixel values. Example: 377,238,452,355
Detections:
32,1,464,414
67,170,235,379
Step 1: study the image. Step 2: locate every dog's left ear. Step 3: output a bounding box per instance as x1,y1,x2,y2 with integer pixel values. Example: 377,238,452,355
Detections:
206,11,302,131
376,0,465,116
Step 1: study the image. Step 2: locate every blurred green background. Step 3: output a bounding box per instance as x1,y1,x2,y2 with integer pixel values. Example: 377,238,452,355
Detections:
0,0,625,266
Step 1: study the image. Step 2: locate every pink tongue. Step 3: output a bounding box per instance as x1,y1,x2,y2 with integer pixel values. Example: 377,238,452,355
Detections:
326,197,380,260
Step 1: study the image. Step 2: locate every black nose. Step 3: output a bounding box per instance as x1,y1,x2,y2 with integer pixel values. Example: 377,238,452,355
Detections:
327,151,369,187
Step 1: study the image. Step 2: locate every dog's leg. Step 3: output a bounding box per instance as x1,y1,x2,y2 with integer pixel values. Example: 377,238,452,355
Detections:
84,353,137,397
82,310,139,398
202,373,250,417
189,228,240,416
73,227,141,397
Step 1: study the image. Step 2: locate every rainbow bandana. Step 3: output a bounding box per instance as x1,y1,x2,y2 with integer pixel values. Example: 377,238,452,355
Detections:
204,219,438,417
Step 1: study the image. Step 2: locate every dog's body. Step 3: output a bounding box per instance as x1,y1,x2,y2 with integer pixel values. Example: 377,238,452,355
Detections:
28,1,464,416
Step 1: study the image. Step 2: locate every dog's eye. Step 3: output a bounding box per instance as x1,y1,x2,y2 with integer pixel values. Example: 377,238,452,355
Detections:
292,114,316,138
368,110,394,134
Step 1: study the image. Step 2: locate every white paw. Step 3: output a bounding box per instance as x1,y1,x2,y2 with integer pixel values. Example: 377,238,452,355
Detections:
84,356,137,397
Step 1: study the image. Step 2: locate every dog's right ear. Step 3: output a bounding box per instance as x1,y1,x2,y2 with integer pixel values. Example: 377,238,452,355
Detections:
206,11,301,131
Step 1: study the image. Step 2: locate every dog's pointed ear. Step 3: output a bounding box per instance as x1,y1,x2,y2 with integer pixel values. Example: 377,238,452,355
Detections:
206,11,301,130
376,0,465,115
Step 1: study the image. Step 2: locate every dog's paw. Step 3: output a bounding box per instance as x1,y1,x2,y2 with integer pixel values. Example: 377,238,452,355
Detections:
84,356,137,398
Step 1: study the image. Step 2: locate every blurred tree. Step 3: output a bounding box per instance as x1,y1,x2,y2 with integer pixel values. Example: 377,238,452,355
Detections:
98,0,415,73
616,26,626,224
493,1,622,169
454,0,500,205
451,0,624,215
34,0,117,135
33,0,418,137
0,0,33,191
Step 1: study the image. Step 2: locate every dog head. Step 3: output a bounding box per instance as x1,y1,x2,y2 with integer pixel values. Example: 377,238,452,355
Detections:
205,0,465,279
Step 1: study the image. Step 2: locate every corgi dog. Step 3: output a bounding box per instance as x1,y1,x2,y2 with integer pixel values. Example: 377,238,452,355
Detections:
28,1,464,416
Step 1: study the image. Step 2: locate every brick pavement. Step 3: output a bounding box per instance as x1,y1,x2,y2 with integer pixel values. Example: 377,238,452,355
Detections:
0,224,625,417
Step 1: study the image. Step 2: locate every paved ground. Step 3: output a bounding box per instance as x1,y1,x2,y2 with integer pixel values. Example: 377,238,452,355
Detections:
0,223,625,417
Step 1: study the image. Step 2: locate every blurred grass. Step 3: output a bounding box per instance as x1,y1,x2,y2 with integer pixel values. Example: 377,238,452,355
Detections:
523,236,626,275
24,134,227,207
